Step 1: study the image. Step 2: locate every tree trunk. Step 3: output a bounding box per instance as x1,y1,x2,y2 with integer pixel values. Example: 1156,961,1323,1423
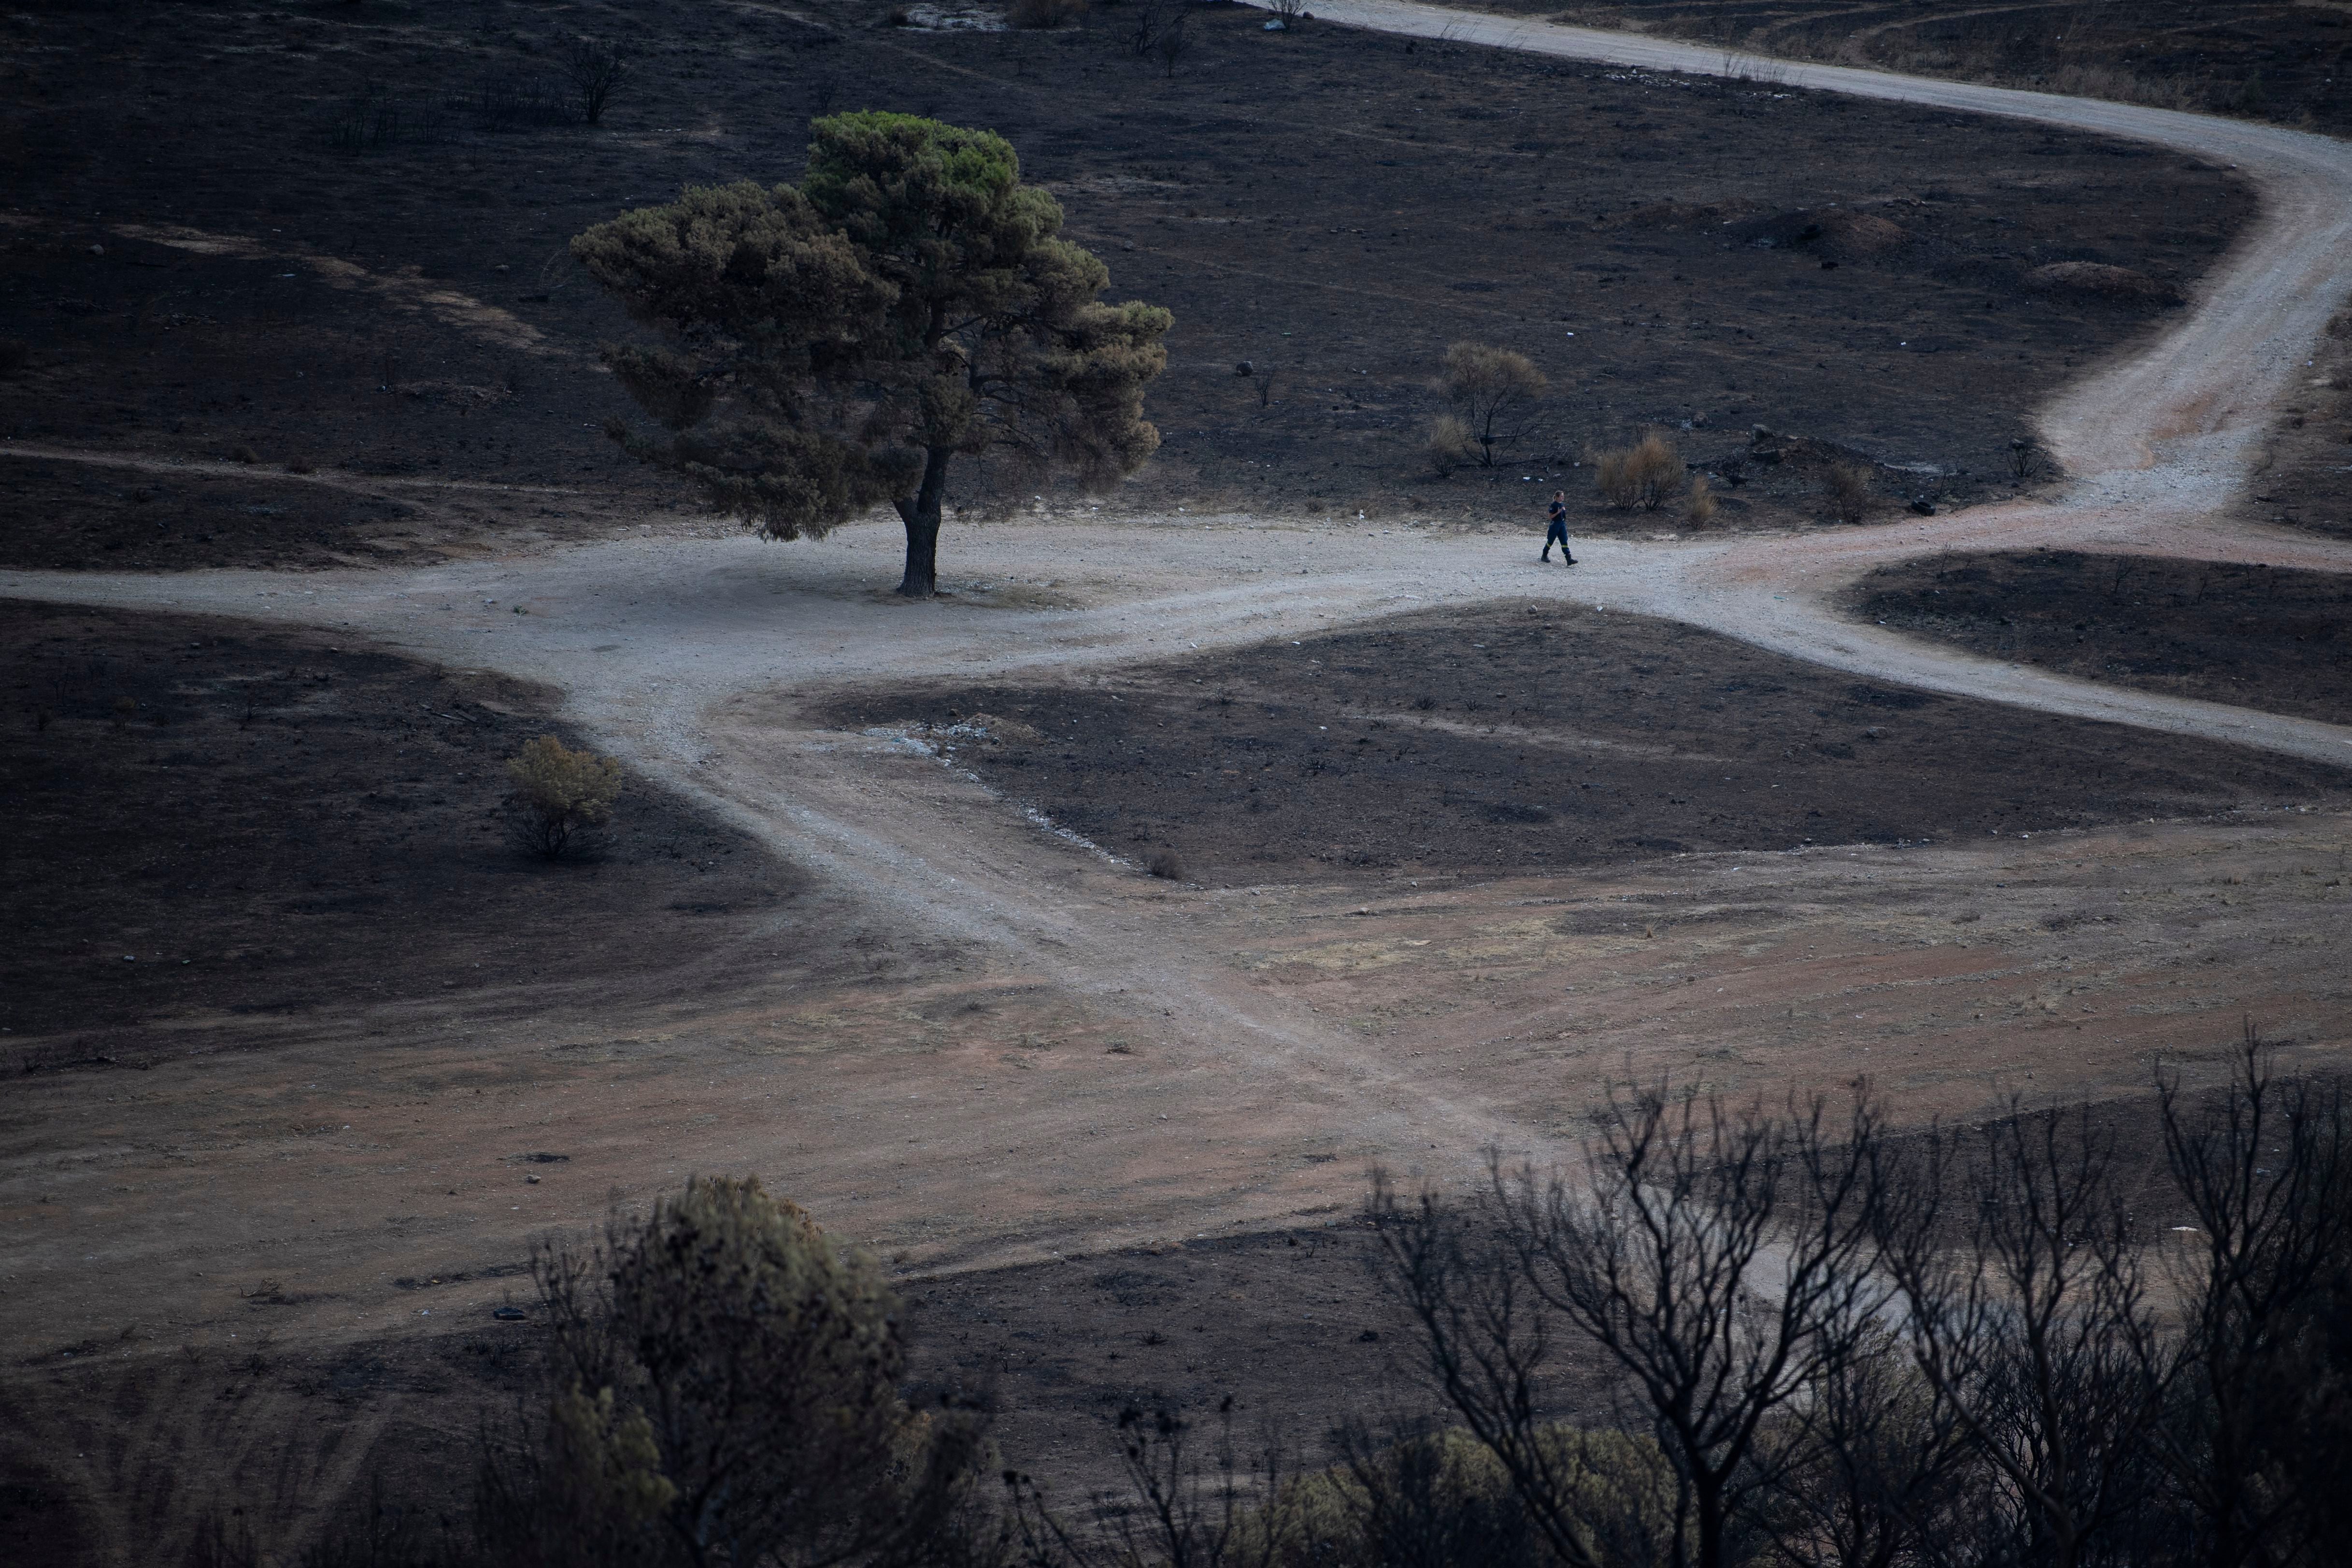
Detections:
893,446,955,599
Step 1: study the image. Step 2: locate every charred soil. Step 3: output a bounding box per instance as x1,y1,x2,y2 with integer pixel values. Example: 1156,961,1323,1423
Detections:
822,600,2352,884
0,599,813,1053
0,0,2250,565
1846,551,2352,729
1446,0,2352,137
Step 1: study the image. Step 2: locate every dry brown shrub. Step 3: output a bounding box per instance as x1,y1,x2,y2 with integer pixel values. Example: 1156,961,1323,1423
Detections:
1825,462,1875,525
1146,849,1185,881
506,734,621,858
1440,341,1548,467
1595,433,1682,510
1425,414,1475,477
1009,0,1086,26
1685,474,1718,526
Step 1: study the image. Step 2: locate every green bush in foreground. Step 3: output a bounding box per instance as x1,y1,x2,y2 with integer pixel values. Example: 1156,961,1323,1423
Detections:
487,1176,986,1568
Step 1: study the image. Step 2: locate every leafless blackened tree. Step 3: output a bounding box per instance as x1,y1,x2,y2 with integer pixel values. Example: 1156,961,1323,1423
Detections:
1128,0,1167,58
1151,12,1191,80
1872,1102,2169,1568
565,37,629,126
1372,1084,1892,1568
1755,1326,1977,1568
2151,1027,2352,1568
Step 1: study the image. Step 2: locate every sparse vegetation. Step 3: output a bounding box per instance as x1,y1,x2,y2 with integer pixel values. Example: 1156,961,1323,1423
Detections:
505,733,620,859
1425,414,1476,477
1370,1038,2352,1568
1685,473,1718,525
1594,433,1681,510
169,1038,2352,1568
5,5,2330,1558
1438,342,1547,468
464,66,575,131
1825,460,1875,524
563,37,630,126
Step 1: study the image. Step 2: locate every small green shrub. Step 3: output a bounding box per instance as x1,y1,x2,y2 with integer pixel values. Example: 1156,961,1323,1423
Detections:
506,734,620,859
485,1178,984,1567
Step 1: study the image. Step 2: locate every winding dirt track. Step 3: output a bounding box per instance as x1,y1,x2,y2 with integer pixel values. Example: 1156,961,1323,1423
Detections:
7,7,2352,1284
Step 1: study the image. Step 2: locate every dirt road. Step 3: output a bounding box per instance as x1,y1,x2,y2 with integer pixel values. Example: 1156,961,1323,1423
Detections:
4,0,2351,1441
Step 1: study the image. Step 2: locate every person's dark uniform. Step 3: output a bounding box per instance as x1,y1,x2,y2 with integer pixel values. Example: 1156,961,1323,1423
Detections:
1543,491,1576,564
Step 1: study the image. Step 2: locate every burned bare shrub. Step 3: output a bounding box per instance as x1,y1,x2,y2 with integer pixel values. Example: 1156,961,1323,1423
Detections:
1825,461,1875,524
564,37,630,126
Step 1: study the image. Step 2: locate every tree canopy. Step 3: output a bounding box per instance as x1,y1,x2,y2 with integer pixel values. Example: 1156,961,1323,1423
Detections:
572,113,1171,597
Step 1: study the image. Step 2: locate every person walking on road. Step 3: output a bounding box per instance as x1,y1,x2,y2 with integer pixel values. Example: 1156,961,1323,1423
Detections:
1542,489,1576,564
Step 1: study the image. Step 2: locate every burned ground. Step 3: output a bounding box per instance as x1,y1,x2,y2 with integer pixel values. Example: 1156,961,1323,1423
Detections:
2240,302,2352,544
1448,0,2352,136
823,600,2352,884
1846,551,2352,728
1,2,2344,1560
0,1092,2229,1564
0,600,820,1054
0,0,2251,566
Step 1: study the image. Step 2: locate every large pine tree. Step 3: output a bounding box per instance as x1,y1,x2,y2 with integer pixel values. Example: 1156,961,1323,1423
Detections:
572,113,1171,598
